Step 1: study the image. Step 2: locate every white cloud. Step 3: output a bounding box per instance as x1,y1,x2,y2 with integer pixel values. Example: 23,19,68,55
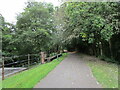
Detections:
0,0,60,24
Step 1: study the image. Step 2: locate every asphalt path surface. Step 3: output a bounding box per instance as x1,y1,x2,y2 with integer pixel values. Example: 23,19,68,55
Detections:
35,53,101,88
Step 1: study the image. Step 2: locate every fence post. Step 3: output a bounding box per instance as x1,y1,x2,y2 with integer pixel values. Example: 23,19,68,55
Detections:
40,52,45,64
57,54,58,60
2,57,5,80
28,54,30,67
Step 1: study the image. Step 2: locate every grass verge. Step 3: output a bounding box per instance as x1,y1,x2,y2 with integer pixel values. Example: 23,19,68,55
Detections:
2,53,68,88
87,58,118,88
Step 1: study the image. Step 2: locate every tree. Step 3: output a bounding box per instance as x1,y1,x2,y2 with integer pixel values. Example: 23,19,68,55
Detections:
57,2,119,62
0,14,16,56
15,2,55,55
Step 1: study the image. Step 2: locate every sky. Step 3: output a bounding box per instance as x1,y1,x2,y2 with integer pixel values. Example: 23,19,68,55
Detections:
0,0,60,24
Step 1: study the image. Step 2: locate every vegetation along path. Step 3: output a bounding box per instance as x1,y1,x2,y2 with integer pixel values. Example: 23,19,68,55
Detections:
35,53,101,88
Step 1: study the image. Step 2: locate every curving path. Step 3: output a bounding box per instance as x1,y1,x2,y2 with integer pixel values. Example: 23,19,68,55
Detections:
34,53,101,88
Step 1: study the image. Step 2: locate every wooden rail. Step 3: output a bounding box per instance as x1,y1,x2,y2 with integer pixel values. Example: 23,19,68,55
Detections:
1,53,62,80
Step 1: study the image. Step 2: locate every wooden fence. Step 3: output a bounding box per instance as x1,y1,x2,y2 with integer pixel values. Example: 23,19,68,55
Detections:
1,52,62,80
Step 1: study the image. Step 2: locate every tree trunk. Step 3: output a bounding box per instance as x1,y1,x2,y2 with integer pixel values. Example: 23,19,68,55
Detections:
109,39,113,58
93,43,97,56
99,41,103,56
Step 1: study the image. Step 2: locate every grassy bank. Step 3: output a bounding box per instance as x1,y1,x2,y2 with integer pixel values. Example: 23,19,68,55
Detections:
0,80,2,90
87,57,118,88
2,53,68,88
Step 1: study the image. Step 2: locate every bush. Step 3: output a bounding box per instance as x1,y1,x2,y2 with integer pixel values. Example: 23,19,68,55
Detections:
98,55,117,63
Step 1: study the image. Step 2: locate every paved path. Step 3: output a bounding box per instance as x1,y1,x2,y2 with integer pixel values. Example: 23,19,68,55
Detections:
34,53,101,88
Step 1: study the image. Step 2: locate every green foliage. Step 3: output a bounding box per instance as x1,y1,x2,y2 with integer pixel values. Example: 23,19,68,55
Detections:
64,2,118,43
58,2,119,62
15,2,55,54
2,2,56,56
1,2,119,63
98,55,117,63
